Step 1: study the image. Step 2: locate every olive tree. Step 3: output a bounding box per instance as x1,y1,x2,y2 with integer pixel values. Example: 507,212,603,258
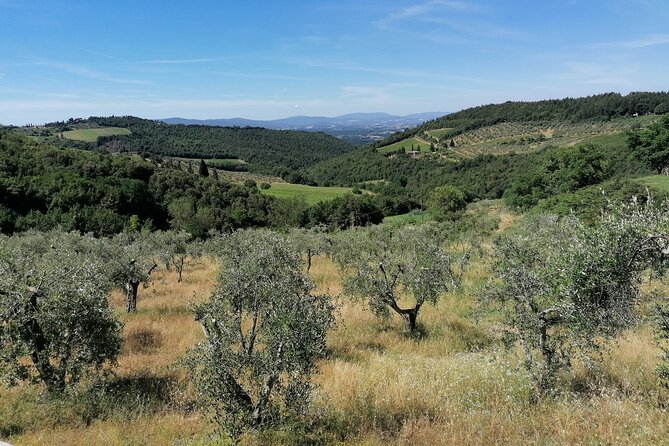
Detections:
104,233,159,313
150,230,202,282
332,223,459,333
287,226,329,272
489,204,669,398
188,230,334,439
0,231,122,392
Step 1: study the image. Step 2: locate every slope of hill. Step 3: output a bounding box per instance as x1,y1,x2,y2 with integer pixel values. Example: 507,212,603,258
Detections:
0,131,386,236
375,92,669,152
309,94,669,219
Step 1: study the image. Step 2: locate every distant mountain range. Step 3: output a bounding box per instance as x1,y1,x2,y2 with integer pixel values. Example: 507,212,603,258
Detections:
160,112,446,146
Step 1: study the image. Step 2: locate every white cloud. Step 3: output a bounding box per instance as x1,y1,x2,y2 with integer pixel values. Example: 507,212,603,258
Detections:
340,85,391,101
372,0,526,43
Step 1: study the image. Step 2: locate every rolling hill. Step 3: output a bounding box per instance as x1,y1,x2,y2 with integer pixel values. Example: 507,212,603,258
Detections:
161,112,445,146
374,92,669,158
29,116,357,177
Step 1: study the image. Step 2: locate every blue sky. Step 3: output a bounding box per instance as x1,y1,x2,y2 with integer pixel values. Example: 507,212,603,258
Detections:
1,0,668,124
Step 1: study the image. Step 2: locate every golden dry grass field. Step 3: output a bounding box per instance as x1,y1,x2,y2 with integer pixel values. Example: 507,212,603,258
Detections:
2,226,669,445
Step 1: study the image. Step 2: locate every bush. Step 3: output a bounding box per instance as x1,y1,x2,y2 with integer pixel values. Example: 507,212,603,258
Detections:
427,186,466,221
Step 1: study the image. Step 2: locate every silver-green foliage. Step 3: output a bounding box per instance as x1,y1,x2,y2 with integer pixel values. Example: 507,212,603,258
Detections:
0,230,122,392
189,230,334,439
490,203,669,397
332,223,458,333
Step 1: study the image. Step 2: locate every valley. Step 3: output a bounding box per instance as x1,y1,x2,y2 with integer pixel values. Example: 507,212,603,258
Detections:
2,92,669,446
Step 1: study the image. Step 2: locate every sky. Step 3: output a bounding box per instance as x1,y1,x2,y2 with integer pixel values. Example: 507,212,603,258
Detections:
0,0,668,124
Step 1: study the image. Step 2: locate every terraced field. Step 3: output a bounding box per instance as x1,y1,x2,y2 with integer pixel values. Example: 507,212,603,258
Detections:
427,115,659,159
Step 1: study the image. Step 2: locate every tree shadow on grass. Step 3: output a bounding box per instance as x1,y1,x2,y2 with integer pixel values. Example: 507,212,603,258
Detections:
77,373,185,425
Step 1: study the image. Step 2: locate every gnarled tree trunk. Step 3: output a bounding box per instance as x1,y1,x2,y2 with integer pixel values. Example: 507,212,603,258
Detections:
389,299,422,333
126,279,139,313
24,287,65,392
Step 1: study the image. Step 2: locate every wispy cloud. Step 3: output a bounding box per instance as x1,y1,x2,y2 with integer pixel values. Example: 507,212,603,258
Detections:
285,58,428,78
372,0,526,43
208,70,314,82
548,61,636,87
341,85,391,101
373,0,479,28
591,34,669,49
32,60,150,85
423,17,527,39
134,58,218,65
273,88,287,99
73,47,126,62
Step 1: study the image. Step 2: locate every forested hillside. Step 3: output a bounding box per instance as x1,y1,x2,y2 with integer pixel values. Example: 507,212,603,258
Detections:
376,92,669,148
0,132,382,236
87,116,355,176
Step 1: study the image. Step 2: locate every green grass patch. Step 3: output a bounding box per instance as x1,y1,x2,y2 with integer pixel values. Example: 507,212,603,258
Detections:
427,128,453,140
636,175,669,193
377,138,431,154
259,183,353,205
62,128,131,142
177,157,245,165
577,132,628,149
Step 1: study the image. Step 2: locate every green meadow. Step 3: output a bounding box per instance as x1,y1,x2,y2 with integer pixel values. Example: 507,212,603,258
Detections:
62,128,131,142
377,137,432,153
259,182,354,205
426,128,454,140
637,175,669,193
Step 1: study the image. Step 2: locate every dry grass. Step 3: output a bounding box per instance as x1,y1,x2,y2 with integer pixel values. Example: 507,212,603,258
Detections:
110,257,215,374
4,247,669,445
313,250,669,445
14,414,205,446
